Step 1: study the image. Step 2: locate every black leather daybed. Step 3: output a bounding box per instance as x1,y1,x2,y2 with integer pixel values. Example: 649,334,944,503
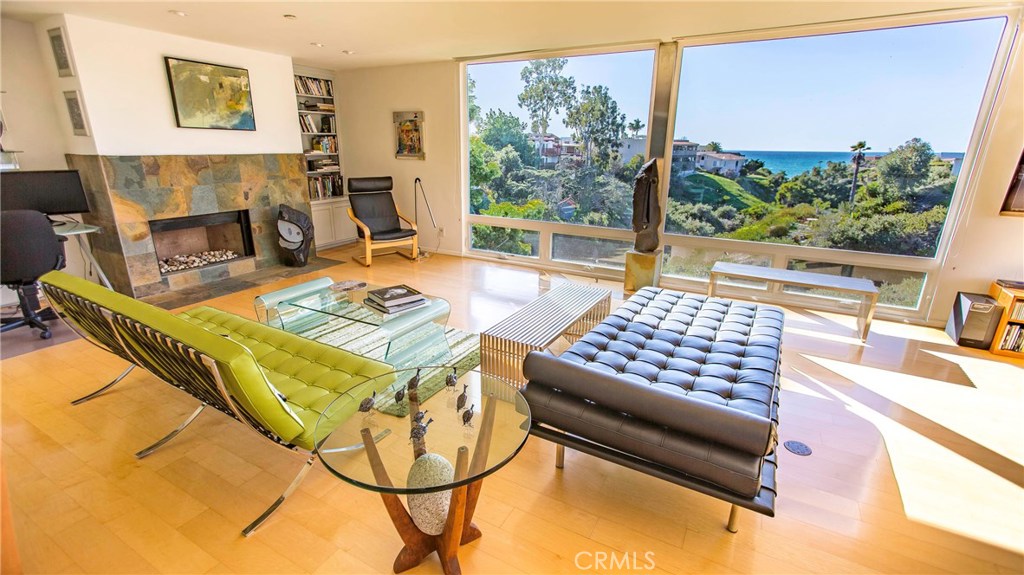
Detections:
522,286,784,532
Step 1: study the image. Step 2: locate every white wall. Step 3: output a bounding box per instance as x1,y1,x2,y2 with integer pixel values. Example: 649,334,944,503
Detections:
46,15,301,156
1,18,69,170
336,61,462,254
1,18,94,306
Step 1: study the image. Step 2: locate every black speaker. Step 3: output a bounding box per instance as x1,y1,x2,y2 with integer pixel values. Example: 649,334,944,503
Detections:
945,292,1002,349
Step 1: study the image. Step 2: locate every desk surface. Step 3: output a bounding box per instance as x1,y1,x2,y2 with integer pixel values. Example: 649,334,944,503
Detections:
52,221,101,236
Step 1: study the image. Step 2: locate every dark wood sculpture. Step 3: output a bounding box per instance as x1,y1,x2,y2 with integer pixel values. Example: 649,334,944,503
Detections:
631,158,661,253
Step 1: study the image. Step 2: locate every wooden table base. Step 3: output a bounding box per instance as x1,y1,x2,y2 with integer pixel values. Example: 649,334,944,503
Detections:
359,393,497,575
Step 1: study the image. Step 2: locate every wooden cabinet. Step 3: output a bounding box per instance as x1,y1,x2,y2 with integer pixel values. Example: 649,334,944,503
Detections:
988,282,1024,358
312,197,357,251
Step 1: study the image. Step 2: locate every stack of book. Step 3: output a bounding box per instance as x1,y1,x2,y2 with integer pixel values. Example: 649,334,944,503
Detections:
364,285,428,315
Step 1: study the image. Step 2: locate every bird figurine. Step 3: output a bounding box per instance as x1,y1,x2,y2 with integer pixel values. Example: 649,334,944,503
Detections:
462,404,475,427
408,369,421,391
394,386,405,404
445,368,458,391
358,391,376,413
456,384,468,411
410,418,433,441
412,409,428,423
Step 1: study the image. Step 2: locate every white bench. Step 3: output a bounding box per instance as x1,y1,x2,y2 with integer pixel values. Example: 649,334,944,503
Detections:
708,261,879,341
481,283,611,387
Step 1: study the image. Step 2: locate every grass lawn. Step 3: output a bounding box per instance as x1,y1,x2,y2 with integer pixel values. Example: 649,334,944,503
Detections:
674,172,766,209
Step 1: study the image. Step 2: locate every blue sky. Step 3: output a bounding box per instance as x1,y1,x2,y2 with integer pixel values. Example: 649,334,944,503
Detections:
468,17,1005,153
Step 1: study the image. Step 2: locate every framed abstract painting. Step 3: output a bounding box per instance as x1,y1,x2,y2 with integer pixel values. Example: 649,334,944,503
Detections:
165,57,256,130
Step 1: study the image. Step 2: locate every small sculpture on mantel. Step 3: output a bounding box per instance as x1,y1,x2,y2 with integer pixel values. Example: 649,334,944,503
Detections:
631,158,661,253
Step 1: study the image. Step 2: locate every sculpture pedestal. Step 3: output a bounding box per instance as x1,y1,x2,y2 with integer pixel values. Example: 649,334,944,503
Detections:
624,249,662,293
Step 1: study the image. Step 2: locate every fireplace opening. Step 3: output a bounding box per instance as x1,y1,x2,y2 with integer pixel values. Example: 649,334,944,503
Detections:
150,210,255,275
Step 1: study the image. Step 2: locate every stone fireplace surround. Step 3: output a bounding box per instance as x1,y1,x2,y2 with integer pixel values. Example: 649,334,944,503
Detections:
67,154,312,298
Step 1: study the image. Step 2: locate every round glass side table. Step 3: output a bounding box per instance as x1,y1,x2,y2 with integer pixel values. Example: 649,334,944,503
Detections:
315,366,531,574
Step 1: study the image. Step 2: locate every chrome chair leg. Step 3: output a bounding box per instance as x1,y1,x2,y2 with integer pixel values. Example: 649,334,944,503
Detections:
242,456,316,537
134,405,206,459
727,504,740,533
71,364,136,405
555,443,565,469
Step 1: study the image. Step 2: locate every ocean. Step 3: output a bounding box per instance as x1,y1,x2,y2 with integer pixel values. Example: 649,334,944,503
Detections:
730,150,964,177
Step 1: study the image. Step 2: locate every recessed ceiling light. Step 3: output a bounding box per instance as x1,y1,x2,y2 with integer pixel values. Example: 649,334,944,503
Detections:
341,50,356,55
310,42,324,48
283,14,297,20
168,10,187,17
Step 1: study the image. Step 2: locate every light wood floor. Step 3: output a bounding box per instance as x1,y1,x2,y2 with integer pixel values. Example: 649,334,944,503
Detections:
2,246,1023,574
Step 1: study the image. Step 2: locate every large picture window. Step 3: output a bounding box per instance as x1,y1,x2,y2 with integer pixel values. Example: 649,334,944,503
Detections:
667,18,1005,262
467,50,655,266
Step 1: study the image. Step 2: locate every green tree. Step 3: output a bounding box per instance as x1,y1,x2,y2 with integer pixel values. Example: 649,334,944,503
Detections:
876,138,935,200
467,74,481,127
564,85,626,170
615,153,646,183
705,141,723,152
627,118,645,138
849,140,871,203
478,109,537,166
775,161,851,207
740,159,765,176
468,135,499,188
517,58,576,136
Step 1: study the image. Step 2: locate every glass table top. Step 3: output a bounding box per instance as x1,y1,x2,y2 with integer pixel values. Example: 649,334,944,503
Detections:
314,367,531,495
266,282,450,331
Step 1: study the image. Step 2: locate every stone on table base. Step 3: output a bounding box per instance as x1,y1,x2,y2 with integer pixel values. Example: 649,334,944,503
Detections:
624,249,662,293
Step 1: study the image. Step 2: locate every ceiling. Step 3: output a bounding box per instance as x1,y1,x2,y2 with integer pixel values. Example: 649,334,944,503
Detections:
1,1,1006,71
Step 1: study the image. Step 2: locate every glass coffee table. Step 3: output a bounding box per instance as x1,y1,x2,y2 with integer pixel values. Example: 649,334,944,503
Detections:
254,277,452,368
314,367,531,575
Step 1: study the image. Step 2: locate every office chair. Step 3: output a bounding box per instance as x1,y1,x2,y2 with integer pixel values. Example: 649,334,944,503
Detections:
1,210,67,339
346,176,417,266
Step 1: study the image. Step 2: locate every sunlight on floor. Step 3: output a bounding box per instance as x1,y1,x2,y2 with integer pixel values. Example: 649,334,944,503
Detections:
801,354,1024,553
805,355,1024,466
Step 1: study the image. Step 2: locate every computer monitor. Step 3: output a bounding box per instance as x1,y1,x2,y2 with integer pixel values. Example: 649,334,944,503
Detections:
1,170,91,215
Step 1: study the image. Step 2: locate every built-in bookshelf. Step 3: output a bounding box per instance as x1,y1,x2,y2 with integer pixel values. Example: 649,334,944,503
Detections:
989,282,1024,358
294,72,342,202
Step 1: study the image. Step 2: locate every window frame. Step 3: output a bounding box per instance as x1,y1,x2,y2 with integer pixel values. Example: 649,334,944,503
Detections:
460,6,1022,322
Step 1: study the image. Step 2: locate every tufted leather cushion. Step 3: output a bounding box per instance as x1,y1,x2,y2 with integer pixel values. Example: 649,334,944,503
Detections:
523,287,783,497
179,307,394,450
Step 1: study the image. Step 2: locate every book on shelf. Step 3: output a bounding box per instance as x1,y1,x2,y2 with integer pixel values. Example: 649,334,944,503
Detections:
319,116,336,133
364,297,429,315
310,136,337,154
1010,300,1024,321
307,174,342,200
999,324,1024,352
366,285,425,307
298,114,319,133
996,279,1024,290
295,76,334,97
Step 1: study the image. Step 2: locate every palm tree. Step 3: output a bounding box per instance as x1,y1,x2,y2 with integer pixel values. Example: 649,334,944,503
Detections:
627,118,645,138
849,140,871,203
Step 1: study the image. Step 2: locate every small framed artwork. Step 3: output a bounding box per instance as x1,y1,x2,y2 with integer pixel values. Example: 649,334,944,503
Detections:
164,57,256,130
62,90,90,136
47,26,75,77
1000,149,1024,216
393,111,425,160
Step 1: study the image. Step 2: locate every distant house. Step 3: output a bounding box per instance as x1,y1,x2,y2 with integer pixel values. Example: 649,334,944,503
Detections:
529,133,562,167
559,137,583,161
617,137,647,164
696,151,746,175
671,139,699,172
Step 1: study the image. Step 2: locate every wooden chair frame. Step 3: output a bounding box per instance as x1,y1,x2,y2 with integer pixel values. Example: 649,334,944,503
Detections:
347,207,418,266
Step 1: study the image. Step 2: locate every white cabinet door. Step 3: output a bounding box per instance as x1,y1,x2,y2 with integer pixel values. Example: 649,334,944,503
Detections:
331,201,358,243
311,204,335,248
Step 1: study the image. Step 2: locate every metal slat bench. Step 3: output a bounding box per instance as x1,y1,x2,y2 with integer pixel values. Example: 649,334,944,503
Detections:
481,283,611,387
708,261,879,341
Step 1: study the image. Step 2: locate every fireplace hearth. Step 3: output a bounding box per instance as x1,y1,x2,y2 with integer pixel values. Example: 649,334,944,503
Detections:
150,210,254,277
